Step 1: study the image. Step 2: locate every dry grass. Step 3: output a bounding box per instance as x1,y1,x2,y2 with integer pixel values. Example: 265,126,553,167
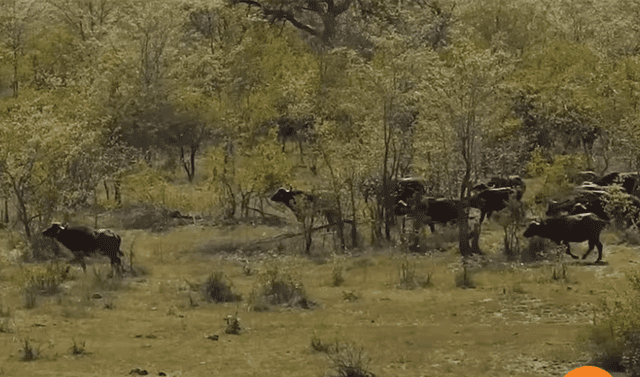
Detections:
0,224,636,376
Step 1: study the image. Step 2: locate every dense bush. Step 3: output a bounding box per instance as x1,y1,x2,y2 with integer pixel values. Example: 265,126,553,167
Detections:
581,271,640,374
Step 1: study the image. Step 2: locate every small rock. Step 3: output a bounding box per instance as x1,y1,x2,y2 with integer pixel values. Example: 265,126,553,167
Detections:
205,334,219,341
92,293,102,299
129,368,148,375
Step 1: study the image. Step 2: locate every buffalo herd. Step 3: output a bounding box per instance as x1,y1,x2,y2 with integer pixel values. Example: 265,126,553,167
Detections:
43,170,639,272
271,170,640,263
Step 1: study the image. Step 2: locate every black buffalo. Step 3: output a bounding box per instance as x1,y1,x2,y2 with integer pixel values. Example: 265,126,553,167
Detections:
473,175,526,200
273,116,315,153
577,171,640,196
270,188,341,226
523,213,608,263
399,197,460,232
42,223,124,274
362,176,427,210
470,187,522,224
546,190,609,221
547,186,640,226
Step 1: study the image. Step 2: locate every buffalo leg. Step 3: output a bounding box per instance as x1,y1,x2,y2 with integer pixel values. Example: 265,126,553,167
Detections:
595,240,603,263
563,241,579,259
69,253,87,272
583,240,595,260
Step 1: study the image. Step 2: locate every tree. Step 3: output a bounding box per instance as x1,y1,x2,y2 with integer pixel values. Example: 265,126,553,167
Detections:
0,91,105,240
434,40,513,258
230,0,354,46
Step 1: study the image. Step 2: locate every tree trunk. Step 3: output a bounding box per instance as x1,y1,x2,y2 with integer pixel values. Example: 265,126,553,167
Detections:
3,196,8,223
104,179,110,201
349,179,358,248
458,171,472,258
114,178,122,205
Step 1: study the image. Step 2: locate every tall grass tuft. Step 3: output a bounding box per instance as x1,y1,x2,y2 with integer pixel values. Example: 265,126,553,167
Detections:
331,259,345,287
201,271,241,303
69,338,87,356
19,338,40,361
0,303,13,333
455,264,475,289
224,312,243,335
397,255,432,290
249,265,314,311
326,343,376,377
20,262,71,296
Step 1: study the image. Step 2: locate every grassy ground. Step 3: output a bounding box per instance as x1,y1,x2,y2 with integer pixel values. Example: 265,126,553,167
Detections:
0,221,637,377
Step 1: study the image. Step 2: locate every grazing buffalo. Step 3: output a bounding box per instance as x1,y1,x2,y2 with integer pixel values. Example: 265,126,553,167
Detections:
470,187,522,224
523,213,608,263
399,197,460,232
42,223,124,274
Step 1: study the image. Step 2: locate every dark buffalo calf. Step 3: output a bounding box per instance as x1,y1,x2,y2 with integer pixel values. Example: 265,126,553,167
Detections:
523,213,608,263
42,223,123,274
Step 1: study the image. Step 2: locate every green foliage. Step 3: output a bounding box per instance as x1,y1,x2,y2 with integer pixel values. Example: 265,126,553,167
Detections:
605,185,640,229
526,151,586,199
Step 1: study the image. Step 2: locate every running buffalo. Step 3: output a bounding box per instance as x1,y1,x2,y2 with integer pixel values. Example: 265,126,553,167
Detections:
42,223,124,274
523,213,608,263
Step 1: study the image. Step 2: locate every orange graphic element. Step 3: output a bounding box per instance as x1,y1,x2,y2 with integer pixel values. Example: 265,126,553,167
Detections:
564,366,612,377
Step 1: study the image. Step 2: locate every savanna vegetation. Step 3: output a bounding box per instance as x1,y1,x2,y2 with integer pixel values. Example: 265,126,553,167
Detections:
2,0,640,375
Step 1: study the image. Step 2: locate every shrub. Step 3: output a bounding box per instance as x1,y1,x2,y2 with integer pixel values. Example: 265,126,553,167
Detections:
20,262,71,296
622,331,640,377
331,261,345,287
397,256,432,290
551,261,568,281
224,312,242,335
201,271,241,303
249,265,313,310
581,271,640,374
19,338,40,361
69,338,87,356
495,197,525,260
522,236,552,263
342,290,360,302
0,303,13,333
326,343,376,377
455,264,475,289
311,332,335,354
605,185,640,229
